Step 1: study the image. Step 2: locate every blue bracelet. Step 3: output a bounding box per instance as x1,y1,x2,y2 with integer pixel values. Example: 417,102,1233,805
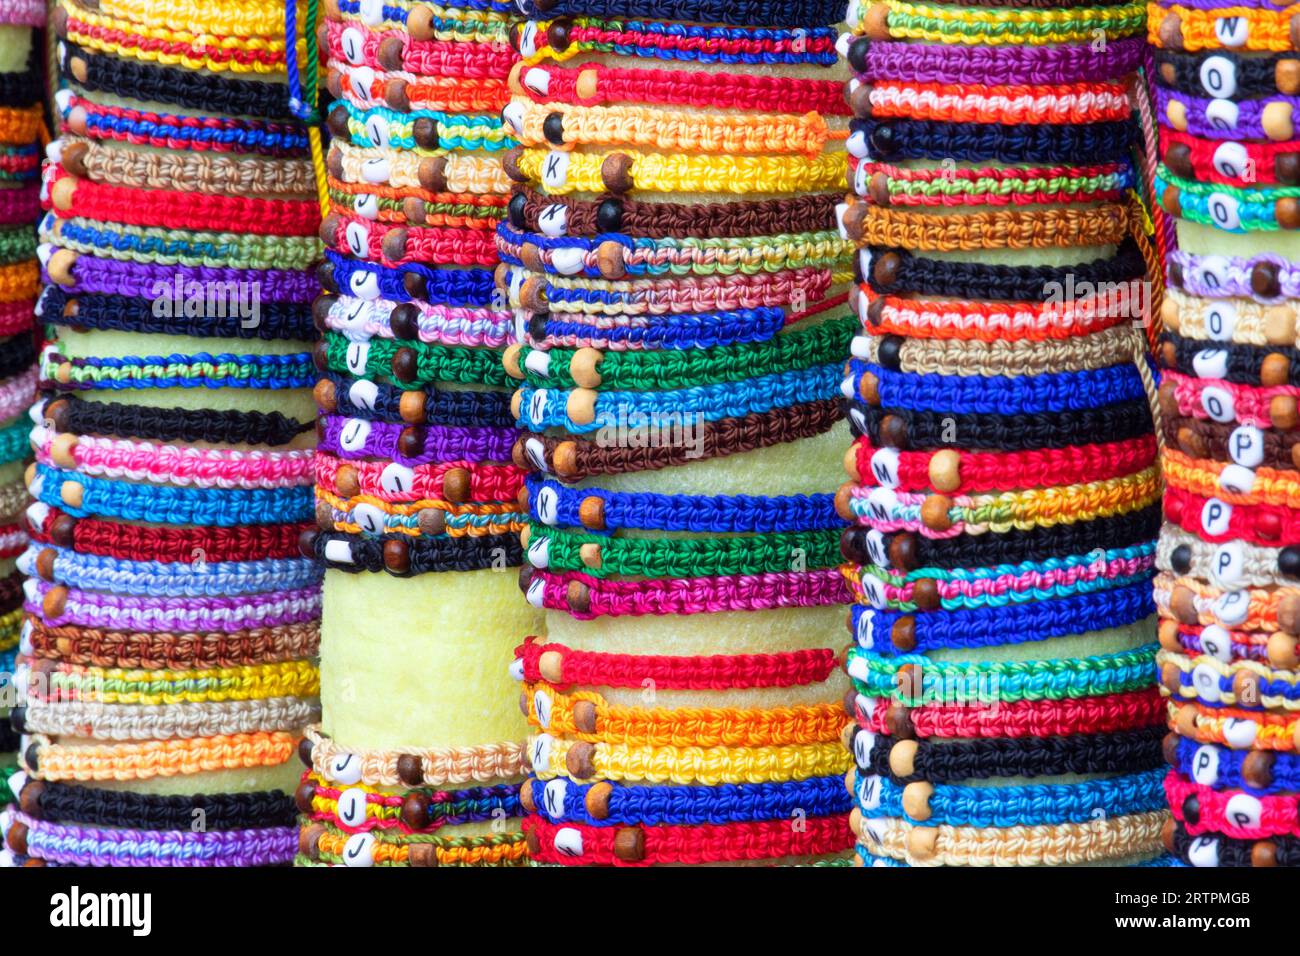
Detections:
50,218,315,272
850,580,1156,656
525,474,841,534
851,117,1135,165
0,417,29,467
18,545,323,598
1173,660,1300,709
41,350,316,391
515,362,840,432
320,371,514,428
332,99,512,152
857,566,1154,614
77,108,308,155
31,464,314,526
855,768,1167,828
1156,168,1286,233
528,774,851,827
335,0,514,20
325,250,496,307
1172,737,1300,795
845,359,1146,414
533,306,788,350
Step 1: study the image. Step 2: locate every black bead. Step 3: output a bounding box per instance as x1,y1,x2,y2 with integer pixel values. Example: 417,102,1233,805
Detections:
508,191,527,229
840,528,868,564
543,112,565,146
878,334,904,370
596,198,623,233
316,261,338,294
297,735,314,769
1182,794,1200,825
1170,544,1192,575
547,18,572,52
847,37,871,73
869,124,898,158
389,303,422,340
8,706,23,734
528,313,549,342
24,742,37,773
1280,547,1300,579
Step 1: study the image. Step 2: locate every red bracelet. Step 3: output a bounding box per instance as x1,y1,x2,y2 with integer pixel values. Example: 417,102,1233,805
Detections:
62,13,284,71
854,688,1166,739
1161,128,1296,187
325,213,498,267
45,171,320,237
325,21,516,80
0,299,35,336
315,452,525,504
849,434,1158,495
510,61,851,116
27,504,310,563
513,636,839,691
522,814,852,866
1163,486,1300,547
1166,772,1300,839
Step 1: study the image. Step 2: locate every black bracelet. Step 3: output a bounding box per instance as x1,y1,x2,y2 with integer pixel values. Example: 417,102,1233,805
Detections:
307,530,523,575
315,370,514,428
42,286,316,342
841,504,1162,572
854,726,1166,783
852,117,1135,165
1154,48,1299,99
58,41,296,121
16,779,297,830
1163,412,1300,470
1164,818,1300,867
845,399,1155,452
863,239,1147,301
0,46,42,109
1159,332,1300,388
515,0,843,28
0,334,34,381
39,395,313,447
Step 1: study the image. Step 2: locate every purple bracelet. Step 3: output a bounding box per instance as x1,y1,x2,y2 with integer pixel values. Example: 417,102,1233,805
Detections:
40,254,318,303
1153,0,1292,8
1156,86,1300,141
1168,249,1300,301
0,184,37,227
27,579,322,631
319,414,516,464
847,37,1146,85
16,814,298,867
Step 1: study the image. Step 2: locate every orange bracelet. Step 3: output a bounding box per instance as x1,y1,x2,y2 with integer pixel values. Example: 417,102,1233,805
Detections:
1151,2,1300,52
22,731,298,782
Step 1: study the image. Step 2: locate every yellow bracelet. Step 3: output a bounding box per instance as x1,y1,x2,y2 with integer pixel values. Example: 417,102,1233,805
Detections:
94,0,299,39
34,659,320,706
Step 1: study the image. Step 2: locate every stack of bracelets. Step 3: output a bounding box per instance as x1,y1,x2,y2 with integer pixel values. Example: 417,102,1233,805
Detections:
0,0,43,795
294,0,542,868
500,0,858,867
1151,0,1300,868
837,0,1174,865
5,0,323,866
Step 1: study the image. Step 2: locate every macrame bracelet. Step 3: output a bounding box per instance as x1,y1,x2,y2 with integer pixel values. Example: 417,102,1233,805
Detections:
528,733,851,786
317,452,524,503
523,814,851,866
857,81,1131,128
40,347,315,392
330,98,512,154
1161,128,1300,188
296,773,521,833
309,529,522,575
1167,699,1300,750
25,618,320,669
38,395,313,446
843,199,1137,251
314,371,514,428
327,141,511,196
42,251,318,304
320,330,511,387
316,294,512,349
1161,618,1282,665
853,725,1165,783
322,249,496,305
1158,525,1300,588
1162,290,1300,349
12,815,298,866
16,696,320,738
1168,249,1300,305
851,116,1134,165
302,725,527,787
512,0,844,28
1157,86,1300,143
318,414,515,463
21,731,299,782
1153,47,1300,98
12,776,295,829
846,35,1146,84
1167,772,1300,838
1158,647,1300,710
1164,414,1300,473
853,688,1165,739
1150,2,1300,53
318,493,523,538
1154,570,1300,634
1158,167,1300,231
861,0,1145,45
297,821,530,866
1164,446,1300,512
1162,816,1300,866
1160,331,1300,391
1168,733,1300,792
323,207,499,266
512,636,839,691
854,810,1166,866
30,580,322,632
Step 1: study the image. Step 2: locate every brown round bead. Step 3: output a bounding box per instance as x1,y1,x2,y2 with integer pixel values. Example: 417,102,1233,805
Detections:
391,347,419,383
910,578,941,611
1252,840,1279,867
1232,670,1262,706
573,700,597,734
314,498,334,531
1162,732,1180,767
1161,816,1177,854
919,494,953,532
566,580,591,615
313,378,337,414
578,495,606,530
887,532,918,572
396,754,424,786
35,548,57,582
889,739,918,777
1158,11,1184,48
1176,425,1207,458
895,662,924,699
1163,143,1193,180
442,467,472,504
1278,152,1300,186
1241,751,1276,790
416,508,446,537
399,792,430,831
891,615,917,652
293,779,316,814
868,171,891,207
613,827,646,862
584,781,614,820
1161,184,1182,218
1169,585,1199,624
1158,618,1182,653
596,240,626,279
1277,197,1300,230
849,81,873,119
600,153,635,193
411,117,439,151
1160,661,1182,696
902,781,934,822
398,426,425,458
389,302,422,340
399,390,426,424
1280,58,1300,94
565,741,597,778
1272,395,1299,429
878,414,908,448
418,156,448,193
382,538,411,574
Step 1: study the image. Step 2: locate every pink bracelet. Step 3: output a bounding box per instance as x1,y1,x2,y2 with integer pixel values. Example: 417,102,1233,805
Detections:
322,294,512,348
0,0,42,27
1163,369,1288,430
521,567,850,619
314,450,525,503
1166,772,1300,840
0,367,36,422
31,427,314,490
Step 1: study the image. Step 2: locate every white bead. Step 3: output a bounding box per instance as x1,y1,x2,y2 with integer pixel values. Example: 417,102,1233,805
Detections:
1218,464,1255,495
847,130,870,159
1228,425,1264,468
857,773,883,811
351,503,385,535
340,27,366,64
522,67,549,96
524,349,551,377
533,688,552,728
345,342,370,376
5,772,23,801
1222,716,1258,748
860,817,889,846
846,654,871,683
359,0,384,25
1200,625,1233,663
342,832,376,866
835,201,850,240
526,575,546,608
1200,385,1235,423
858,572,886,608
526,534,549,569
839,375,855,400
1206,192,1241,230
1203,302,1237,342
853,160,870,197
542,779,568,819
538,204,567,237
852,729,876,767
1209,540,1245,587
864,487,898,522
553,826,584,857
550,247,586,276
1210,589,1249,626
540,150,569,189
517,22,539,59
336,787,368,827
850,335,872,360
360,157,390,184
1213,15,1248,47
534,485,559,525
1191,348,1229,380
868,447,901,488
364,114,388,150
1211,141,1249,179
524,437,548,472
379,463,415,495
1224,793,1262,830
53,88,72,113
1199,498,1232,537
24,502,49,530
348,270,381,300
529,733,554,772
1187,835,1220,867
1199,55,1237,98
1191,662,1221,703
327,753,363,785
338,418,371,453
865,528,888,567
1190,744,1220,786
323,538,354,565
508,658,525,682
855,608,877,649
501,101,526,136
350,66,376,100
348,378,379,412
1204,97,1239,132
354,194,379,220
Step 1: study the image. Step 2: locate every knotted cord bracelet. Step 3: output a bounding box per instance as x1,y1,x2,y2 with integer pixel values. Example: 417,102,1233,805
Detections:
1159,647,1300,710
1158,368,1300,430
512,0,844,27
1163,817,1300,866
1160,618,1282,665
317,453,524,503
848,400,1155,453
30,581,322,631
861,767,1166,828
320,330,511,386
302,725,528,788
326,214,498,268
297,822,530,867
512,637,838,691
318,415,515,463
296,774,521,834
20,731,299,781
854,726,1166,783
844,200,1136,251
1154,571,1300,634
1167,699,1300,750
12,776,295,829
21,657,319,706
1169,734,1300,792
1153,47,1300,98
314,371,514,427
16,696,320,738
1158,530,1300,589
40,347,316,392
525,475,839,534
318,494,523,538
1151,2,1300,53
321,249,496,305
513,398,842,479
1168,249,1300,304
1158,168,1300,231
520,565,850,619
1157,87,1300,142
1161,332,1300,390
331,99,511,154
528,733,850,786
316,294,512,349
309,529,522,574
1164,413,1300,470
60,95,308,157
25,503,310,562
10,815,297,867
42,252,318,303
845,584,1149,656
861,0,1146,45
1163,126,1300,188
854,811,1166,866
851,117,1135,165
845,36,1147,84
37,396,312,446
857,82,1132,128
25,618,321,669
854,689,1165,740
1164,484,1300,548
1167,773,1300,838
1162,290,1300,347
524,814,851,866
1164,445,1300,511
326,141,510,195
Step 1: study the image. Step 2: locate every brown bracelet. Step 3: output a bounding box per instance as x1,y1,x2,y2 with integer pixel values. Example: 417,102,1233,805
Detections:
508,185,841,240
1164,412,1300,472
511,398,842,480
26,619,322,669
843,198,1135,251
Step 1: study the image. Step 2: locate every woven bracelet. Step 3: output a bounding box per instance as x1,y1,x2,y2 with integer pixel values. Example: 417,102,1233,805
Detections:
21,731,298,782
314,371,513,427
37,395,312,447
1168,734,1300,792
1167,773,1300,839
1163,817,1300,866
25,618,320,669
1162,414,1300,470
40,287,315,342
12,776,295,830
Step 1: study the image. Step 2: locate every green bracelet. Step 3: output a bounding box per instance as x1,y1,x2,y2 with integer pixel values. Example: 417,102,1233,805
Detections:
327,187,502,227
323,331,513,389
0,225,35,267
525,522,843,579
515,314,855,392
50,220,323,272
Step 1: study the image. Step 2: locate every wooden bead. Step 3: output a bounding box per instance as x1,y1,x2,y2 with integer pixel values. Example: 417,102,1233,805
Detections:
60,481,84,509
50,514,76,547
501,343,524,380
1277,197,1300,230
416,508,446,536
1158,11,1183,48
399,792,430,831
49,432,78,469
313,378,337,414
50,176,76,213
600,153,635,193
1280,58,1300,95
1272,395,1299,429
382,538,410,574
584,781,613,820
418,156,448,192
1264,306,1295,345
48,248,78,287
396,754,424,786
43,585,68,619
518,778,537,814
864,2,891,39
1161,184,1182,218
1158,618,1182,652
878,414,908,448
575,67,599,101
335,464,361,498
1233,670,1261,706
907,826,939,862
1251,841,1278,867
834,482,856,522
843,445,860,481
1267,631,1299,668
1164,97,1187,131
595,240,626,279
1160,661,1182,696
919,494,953,531
1262,353,1291,386
1174,703,1199,738
1264,101,1295,141
566,580,591,614
578,495,606,530
868,171,891,207
891,615,917,652
858,370,880,405
399,390,426,424
1161,816,1177,854
408,844,438,867
889,739,918,777
35,548,56,582
537,650,564,683
1242,751,1275,790
1279,594,1300,632
1161,295,1180,333
927,449,961,493
895,662,923,698
579,542,602,569
910,579,941,611
442,467,472,504
565,740,596,778
572,700,597,734
612,827,646,862
569,347,604,388
901,781,934,822
1169,585,1199,624
520,276,548,312
566,388,598,426
553,441,579,478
